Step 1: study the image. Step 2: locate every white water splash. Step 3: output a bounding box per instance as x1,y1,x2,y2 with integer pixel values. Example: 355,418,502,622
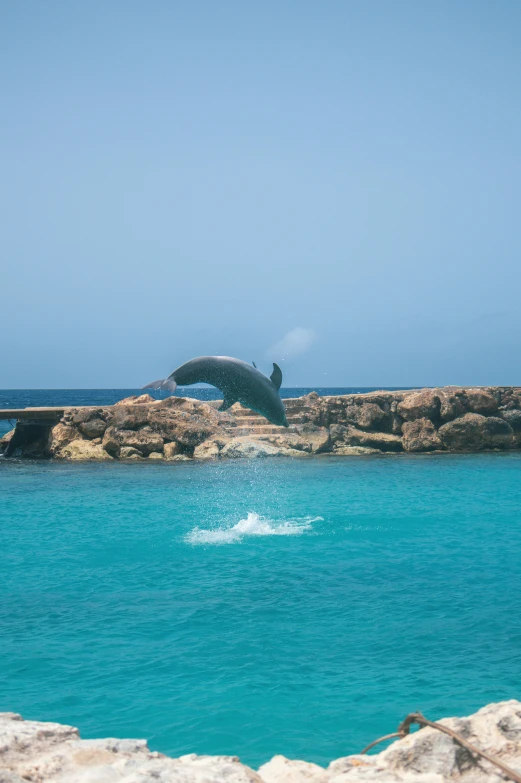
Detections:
186,512,323,545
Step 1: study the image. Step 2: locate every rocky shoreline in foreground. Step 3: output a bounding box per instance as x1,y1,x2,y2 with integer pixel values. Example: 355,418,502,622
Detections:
2,701,521,782
1,386,521,461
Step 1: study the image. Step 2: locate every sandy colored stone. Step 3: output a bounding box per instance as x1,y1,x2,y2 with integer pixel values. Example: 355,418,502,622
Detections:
164,441,182,459
148,451,164,459
58,440,113,461
115,394,155,405
344,427,403,452
332,446,381,455
49,423,81,455
221,438,305,459
193,439,221,460
119,446,143,459
259,756,328,783
3,702,521,782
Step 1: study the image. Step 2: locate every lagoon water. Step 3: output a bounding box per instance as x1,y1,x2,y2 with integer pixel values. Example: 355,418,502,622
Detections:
1,390,521,767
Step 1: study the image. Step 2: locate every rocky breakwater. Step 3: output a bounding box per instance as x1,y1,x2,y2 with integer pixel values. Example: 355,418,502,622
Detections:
2,700,521,782
1,386,521,461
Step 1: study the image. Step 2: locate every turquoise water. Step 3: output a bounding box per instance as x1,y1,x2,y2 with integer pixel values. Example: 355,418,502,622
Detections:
1,454,521,766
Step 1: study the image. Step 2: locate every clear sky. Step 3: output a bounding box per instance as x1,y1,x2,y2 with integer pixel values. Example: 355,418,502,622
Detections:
2,0,521,388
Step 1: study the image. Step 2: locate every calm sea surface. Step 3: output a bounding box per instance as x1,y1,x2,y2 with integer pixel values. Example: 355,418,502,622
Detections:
1,390,521,766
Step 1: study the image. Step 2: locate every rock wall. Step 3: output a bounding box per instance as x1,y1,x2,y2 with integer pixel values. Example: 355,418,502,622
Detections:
2,386,521,461
2,700,521,782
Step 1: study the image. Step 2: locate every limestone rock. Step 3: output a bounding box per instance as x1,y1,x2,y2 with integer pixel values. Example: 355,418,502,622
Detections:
465,388,498,415
193,439,221,460
483,416,514,449
103,427,164,457
345,402,386,430
148,451,164,459
500,409,521,432
0,712,263,783
48,423,80,455
344,427,402,452
3,701,521,782
119,446,143,459
439,391,467,423
71,409,109,439
110,404,150,431
0,429,15,454
147,398,221,447
221,438,301,459
397,390,440,422
57,440,113,461
115,394,155,405
333,445,381,455
292,424,331,453
402,418,442,452
438,413,487,451
375,699,521,782
259,756,328,783
164,441,182,459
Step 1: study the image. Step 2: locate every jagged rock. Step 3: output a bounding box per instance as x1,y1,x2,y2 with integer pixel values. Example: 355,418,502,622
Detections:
333,445,381,455
483,416,514,449
221,438,303,459
259,756,328,783
0,712,264,783
402,418,442,452
103,427,164,457
148,452,164,459
345,402,386,430
110,404,150,430
48,423,79,455
344,426,402,452
3,701,521,782
438,413,487,451
58,440,113,461
439,391,467,423
71,409,109,439
164,441,182,459
119,446,143,459
6,387,521,461
500,409,521,432
115,394,155,405
397,390,440,421
147,398,221,447
193,439,221,460
465,388,498,415
0,429,15,454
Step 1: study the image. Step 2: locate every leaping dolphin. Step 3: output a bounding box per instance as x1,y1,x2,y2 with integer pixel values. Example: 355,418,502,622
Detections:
143,356,289,427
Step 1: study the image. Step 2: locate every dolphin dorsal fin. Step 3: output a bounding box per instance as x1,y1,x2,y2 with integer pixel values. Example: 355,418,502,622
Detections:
270,362,282,391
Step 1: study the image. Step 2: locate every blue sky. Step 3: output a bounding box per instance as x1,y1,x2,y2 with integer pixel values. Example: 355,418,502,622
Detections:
2,1,521,387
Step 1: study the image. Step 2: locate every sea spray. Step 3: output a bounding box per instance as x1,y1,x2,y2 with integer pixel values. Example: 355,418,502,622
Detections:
185,511,323,545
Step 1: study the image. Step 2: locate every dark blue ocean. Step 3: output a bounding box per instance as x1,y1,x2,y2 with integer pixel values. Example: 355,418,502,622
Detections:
1,389,521,767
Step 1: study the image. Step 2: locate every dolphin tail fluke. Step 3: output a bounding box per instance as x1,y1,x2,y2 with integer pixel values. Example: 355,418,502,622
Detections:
142,378,177,392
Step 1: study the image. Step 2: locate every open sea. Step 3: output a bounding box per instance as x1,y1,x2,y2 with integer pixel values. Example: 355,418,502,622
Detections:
1,389,521,767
